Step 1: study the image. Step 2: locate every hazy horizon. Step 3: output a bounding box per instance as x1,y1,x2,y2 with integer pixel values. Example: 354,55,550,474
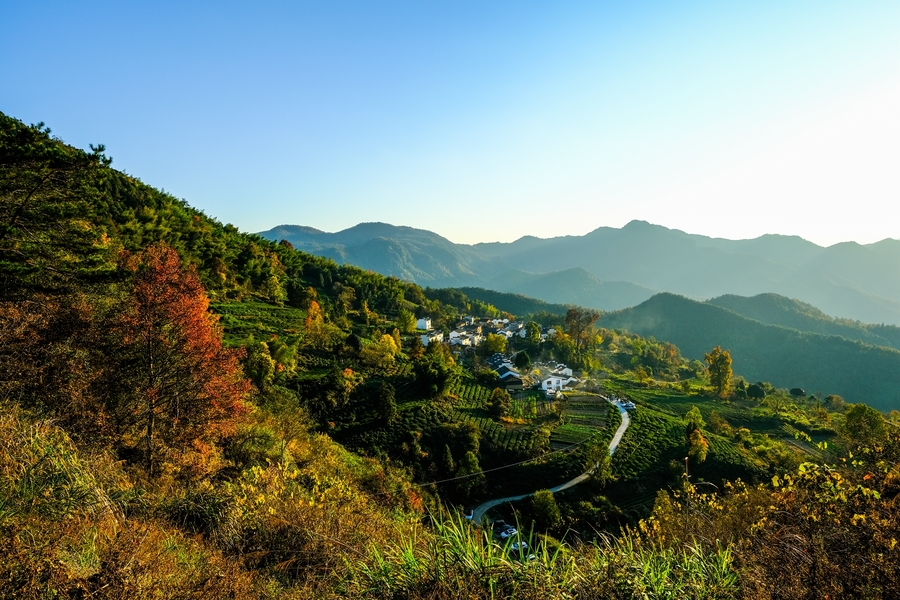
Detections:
262,218,900,249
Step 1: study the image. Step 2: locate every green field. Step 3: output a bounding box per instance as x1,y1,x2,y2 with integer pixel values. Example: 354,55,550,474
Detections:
211,301,307,344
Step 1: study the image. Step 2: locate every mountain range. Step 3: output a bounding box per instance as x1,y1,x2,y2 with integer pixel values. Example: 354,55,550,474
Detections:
259,221,900,325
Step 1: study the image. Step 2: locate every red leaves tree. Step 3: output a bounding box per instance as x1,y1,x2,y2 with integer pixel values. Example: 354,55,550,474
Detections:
111,242,250,475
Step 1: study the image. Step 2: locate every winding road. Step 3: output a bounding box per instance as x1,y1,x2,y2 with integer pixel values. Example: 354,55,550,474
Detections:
470,399,631,523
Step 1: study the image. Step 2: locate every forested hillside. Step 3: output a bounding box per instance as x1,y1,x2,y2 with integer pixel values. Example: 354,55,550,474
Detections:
2,112,899,599
604,293,900,411
709,293,900,350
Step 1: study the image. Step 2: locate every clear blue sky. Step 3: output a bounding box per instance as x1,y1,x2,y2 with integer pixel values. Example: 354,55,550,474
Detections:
2,1,898,245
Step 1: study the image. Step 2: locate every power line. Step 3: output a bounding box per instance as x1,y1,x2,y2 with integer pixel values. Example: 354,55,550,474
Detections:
413,427,606,489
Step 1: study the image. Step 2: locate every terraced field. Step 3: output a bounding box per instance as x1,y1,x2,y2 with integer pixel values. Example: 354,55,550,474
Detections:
550,394,616,447
211,301,306,343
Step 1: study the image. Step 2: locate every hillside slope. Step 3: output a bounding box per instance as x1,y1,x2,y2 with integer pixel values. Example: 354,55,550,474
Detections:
603,293,900,411
709,293,900,350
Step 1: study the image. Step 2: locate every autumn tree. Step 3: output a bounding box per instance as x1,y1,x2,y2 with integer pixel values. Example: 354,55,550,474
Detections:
564,308,600,352
407,333,425,360
704,346,732,398
684,405,708,463
109,242,250,475
687,429,709,463
360,334,399,369
397,308,416,333
479,333,508,356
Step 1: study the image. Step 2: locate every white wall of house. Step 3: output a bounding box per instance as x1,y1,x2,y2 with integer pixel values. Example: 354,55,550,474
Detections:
542,377,566,391
417,317,432,330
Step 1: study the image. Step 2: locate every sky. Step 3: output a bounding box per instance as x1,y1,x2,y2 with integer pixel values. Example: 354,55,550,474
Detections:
2,0,898,246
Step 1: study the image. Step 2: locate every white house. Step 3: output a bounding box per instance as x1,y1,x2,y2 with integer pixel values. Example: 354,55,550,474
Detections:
542,376,567,391
553,366,574,377
542,376,579,391
417,317,432,330
420,330,443,346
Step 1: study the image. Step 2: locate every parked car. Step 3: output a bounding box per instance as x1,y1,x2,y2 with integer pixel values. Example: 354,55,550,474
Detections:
499,527,517,539
511,541,528,551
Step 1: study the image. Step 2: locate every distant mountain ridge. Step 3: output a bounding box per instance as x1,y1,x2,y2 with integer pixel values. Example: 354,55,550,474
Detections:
258,221,900,324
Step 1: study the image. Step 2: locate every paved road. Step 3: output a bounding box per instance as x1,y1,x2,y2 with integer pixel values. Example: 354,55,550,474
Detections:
470,400,631,523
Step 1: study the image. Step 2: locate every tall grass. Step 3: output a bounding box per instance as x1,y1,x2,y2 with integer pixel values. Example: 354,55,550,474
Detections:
348,512,740,599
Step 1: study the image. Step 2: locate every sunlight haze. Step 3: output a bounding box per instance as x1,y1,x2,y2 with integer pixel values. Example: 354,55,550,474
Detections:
2,0,897,247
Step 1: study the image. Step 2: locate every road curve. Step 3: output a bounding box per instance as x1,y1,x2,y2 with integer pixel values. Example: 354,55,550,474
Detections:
470,400,631,523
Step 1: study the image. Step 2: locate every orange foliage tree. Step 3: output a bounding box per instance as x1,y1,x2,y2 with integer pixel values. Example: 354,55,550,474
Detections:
110,242,250,475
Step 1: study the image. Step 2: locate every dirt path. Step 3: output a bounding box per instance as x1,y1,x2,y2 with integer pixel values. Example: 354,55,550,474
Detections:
470,400,631,523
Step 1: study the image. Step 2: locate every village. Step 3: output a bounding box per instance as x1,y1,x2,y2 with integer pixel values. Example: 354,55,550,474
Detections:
416,316,583,398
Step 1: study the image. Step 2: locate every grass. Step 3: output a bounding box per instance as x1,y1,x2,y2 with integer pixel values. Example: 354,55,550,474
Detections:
347,513,741,599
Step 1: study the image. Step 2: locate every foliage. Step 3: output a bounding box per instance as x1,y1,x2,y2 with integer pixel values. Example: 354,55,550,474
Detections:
109,242,251,475
489,387,512,418
0,116,112,292
4,111,899,598
704,346,732,398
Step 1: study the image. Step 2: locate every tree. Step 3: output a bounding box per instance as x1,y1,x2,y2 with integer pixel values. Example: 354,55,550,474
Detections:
525,321,541,346
371,380,397,425
564,308,600,352
413,341,456,398
704,346,732,398
245,341,276,390
489,387,511,418
709,410,729,434
514,350,531,370
455,451,485,497
825,394,846,412
397,308,416,334
584,438,613,486
531,489,563,529
842,403,887,447
688,429,709,463
407,334,424,361
479,333,508,356
684,405,706,432
1,117,111,293
304,300,326,346
110,242,251,475
763,392,789,416
747,383,767,400
360,334,398,369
